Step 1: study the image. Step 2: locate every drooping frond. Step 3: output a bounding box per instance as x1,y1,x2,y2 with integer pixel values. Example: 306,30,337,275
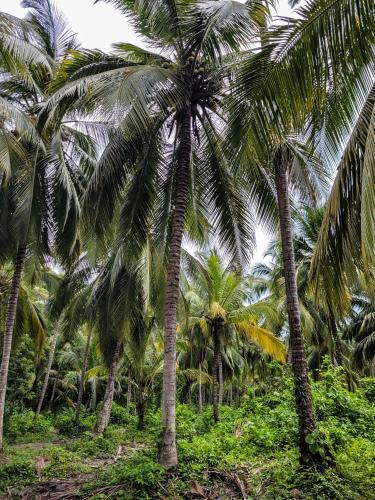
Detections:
311,85,375,290
234,321,286,363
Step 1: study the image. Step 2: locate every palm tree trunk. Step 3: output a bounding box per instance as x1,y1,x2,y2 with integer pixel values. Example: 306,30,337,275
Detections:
94,340,121,435
137,390,145,430
275,160,318,466
76,329,93,423
48,371,58,411
236,385,240,407
252,366,256,399
198,363,203,413
218,354,223,406
36,325,60,416
187,383,192,406
127,375,132,412
90,381,97,412
160,107,192,469
212,325,221,423
0,243,27,450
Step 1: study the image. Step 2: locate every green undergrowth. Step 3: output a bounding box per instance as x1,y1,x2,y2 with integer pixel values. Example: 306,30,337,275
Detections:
1,367,374,498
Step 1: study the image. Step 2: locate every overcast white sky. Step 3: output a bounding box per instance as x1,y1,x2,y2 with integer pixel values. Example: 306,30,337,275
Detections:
1,0,297,263
2,0,295,51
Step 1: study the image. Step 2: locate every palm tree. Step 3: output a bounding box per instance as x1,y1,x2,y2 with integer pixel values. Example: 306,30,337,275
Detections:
181,250,285,421
0,11,50,451
230,0,374,466
89,253,146,435
35,257,94,417
0,0,97,448
44,0,269,467
253,207,349,370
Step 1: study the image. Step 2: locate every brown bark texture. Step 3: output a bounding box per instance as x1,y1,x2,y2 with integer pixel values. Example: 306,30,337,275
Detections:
0,244,27,450
94,340,121,435
159,107,192,468
275,157,318,466
76,329,93,422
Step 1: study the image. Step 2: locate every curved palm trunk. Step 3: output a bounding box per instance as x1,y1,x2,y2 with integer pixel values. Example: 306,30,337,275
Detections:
36,325,60,416
76,329,93,423
275,161,318,466
0,243,27,450
212,325,221,423
94,340,121,435
160,107,192,468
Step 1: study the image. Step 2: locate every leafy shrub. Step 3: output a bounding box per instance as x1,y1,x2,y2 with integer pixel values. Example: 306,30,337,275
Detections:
53,410,78,435
360,377,375,403
68,432,118,458
0,460,35,494
43,446,90,478
79,412,98,430
337,437,375,494
110,403,137,426
4,409,53,443
102,451,166,495
53,409,96,435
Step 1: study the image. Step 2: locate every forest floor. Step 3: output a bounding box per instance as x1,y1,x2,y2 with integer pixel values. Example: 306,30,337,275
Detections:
1,438,149,499
1,372,374,499
1,435,248,499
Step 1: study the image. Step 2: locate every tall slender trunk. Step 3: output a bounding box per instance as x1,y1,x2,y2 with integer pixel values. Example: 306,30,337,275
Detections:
187,383,192,406
228,383,232,406
160,106,192,469
0,243,27,450
218,354,223,406
252,366,256,399
198,363,203,413
90,381,97,412
127,374,132,412
36,325,60,416
212,325,221,423
137,389,145,430
275,158,318,466
76,329,93,423
94,340,121,435
48,371,58,411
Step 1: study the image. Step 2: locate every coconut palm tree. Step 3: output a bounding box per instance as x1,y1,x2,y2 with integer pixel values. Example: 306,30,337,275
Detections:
43,0,271,467
230,0,374,466
0,11,51,451
253,207,350,369
0,0,100,448
181,249,285,421
34,256,94,418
